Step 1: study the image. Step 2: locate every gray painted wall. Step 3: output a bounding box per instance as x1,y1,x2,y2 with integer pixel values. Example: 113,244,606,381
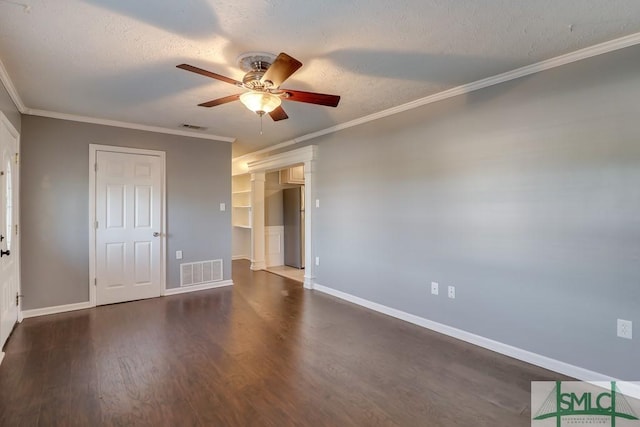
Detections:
0,80,20,132
312,45,640,379
21,116,231,309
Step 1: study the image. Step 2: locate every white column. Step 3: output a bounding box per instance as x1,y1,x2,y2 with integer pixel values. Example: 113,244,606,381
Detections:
303,160,314,289
250,172,266,271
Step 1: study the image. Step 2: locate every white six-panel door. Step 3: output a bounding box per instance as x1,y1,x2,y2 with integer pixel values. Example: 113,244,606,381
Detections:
0,114,19,349
95,149,163,305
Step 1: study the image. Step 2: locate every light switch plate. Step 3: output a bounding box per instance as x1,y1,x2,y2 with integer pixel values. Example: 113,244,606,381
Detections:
315,199,320,208
219,203,226,211
176,250,183,260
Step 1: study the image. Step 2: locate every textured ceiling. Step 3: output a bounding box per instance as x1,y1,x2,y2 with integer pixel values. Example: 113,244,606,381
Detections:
1,0,639,156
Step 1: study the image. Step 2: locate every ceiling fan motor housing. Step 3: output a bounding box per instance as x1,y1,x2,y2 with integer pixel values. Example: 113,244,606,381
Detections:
237,52,276,90
243,69,269,90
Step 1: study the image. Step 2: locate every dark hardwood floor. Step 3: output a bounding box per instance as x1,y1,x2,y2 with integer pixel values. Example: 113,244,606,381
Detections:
0,260,565,426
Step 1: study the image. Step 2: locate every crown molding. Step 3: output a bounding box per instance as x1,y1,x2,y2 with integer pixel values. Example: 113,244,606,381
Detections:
245,145,316,173
4,30,640,152
235,31,640,160
25,108,235,143
0,57,26,113
0,56,235,142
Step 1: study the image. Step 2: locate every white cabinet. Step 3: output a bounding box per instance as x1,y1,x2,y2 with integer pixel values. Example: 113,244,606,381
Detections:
279,165,304,185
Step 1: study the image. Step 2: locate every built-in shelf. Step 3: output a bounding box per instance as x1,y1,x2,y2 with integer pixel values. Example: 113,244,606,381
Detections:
232,174,252,229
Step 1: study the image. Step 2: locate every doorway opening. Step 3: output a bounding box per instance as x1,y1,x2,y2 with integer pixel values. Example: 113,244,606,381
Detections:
232,145,317,288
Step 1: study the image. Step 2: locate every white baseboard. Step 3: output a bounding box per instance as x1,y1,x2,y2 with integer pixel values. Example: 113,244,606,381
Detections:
250,261,267,271
232,255,250,261
21,281,233,318
164,280,233,296
0,352,4,366
303,275,314,290
312,283,618,383
21,301,94,319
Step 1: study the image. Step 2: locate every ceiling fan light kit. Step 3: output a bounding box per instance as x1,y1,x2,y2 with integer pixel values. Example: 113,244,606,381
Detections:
239,91,281,116
177,51,340,125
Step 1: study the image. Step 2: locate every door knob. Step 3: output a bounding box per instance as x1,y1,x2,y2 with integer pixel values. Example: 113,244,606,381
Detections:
0,249,9,257
153,232,161,237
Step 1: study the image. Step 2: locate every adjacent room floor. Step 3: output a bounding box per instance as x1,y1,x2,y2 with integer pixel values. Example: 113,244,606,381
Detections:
0,260,565,426
265,264,305,283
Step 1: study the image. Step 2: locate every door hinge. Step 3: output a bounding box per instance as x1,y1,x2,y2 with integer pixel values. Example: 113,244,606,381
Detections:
15,153,19,165
15,293,23,307
94,162,98,172
94,278,97,286
95,221,99,229
15,224,18,236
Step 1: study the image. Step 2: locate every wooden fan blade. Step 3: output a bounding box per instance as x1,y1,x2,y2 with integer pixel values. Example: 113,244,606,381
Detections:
269,106,289,121
283,89,340,107
261,52,303,88
177,64,242,86
198,94,241,107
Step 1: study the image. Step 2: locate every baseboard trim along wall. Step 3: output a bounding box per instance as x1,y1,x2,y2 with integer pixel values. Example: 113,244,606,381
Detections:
21,281,234,318
22,301,94,319
232,255,250,261
312,283,620,384
164,280,234,296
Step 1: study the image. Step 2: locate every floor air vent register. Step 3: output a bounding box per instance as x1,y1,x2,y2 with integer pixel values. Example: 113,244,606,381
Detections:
180,260,223,287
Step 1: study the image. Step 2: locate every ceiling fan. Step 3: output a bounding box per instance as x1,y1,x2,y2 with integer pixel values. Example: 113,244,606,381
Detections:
177,52,340,122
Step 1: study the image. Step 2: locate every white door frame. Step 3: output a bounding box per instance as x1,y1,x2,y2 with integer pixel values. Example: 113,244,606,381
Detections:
245,145,316,289
0,111,20,328
89,144,167,306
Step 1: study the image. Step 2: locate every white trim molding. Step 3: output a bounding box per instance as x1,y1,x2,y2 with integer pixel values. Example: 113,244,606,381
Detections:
313,283,623,383
0,58,26,112
164,280,233,296
21,281,233,318
245,145,317,174
21,301,94,319
232,255,250,261
27,109,235,143
0,352,4,366
234,32,640,162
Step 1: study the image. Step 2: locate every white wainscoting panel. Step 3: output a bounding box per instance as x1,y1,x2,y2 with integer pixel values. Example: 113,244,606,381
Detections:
265,226,284,267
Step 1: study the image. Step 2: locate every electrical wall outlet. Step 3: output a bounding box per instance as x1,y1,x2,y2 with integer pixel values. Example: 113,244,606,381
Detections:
431,282,439,295
617,319,632,339
315,199,320,208
219,203,226,211
315,256,320,266
448,285,456,299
